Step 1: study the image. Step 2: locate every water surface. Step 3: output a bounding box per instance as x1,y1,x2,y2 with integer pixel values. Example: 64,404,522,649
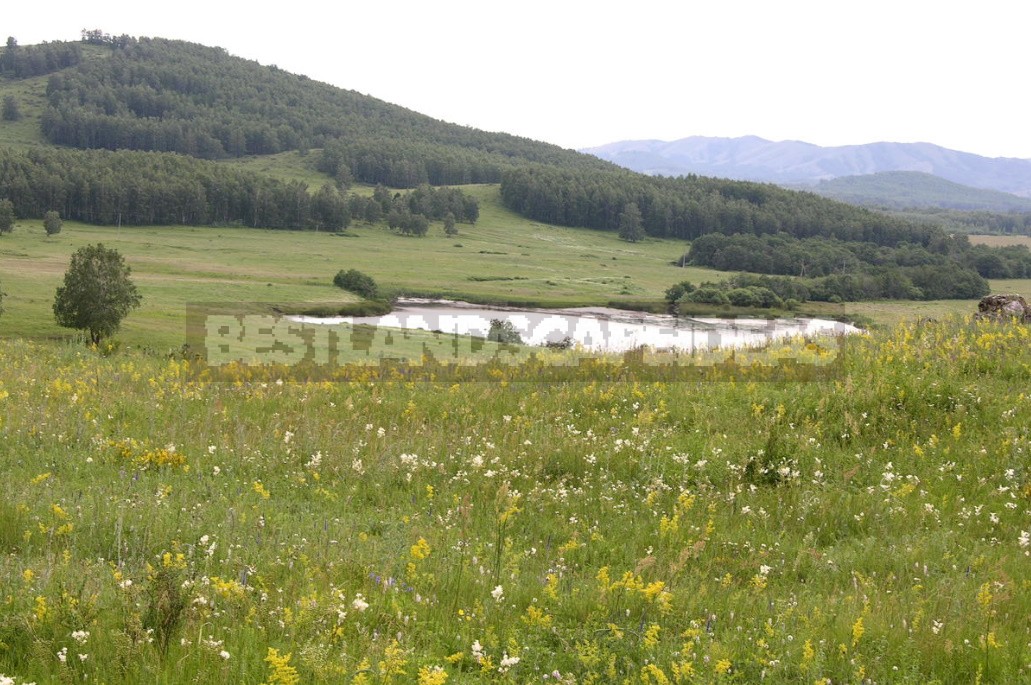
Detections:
292,299,860,353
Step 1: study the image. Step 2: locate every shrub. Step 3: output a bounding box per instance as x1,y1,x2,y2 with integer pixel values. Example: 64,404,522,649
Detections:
333,269,378,299
684,286,730,306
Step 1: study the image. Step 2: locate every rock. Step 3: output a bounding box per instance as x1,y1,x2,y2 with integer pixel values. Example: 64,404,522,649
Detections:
976,294,1031,322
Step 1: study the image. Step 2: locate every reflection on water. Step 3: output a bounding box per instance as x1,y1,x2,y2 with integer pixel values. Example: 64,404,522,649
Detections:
291,299,860,353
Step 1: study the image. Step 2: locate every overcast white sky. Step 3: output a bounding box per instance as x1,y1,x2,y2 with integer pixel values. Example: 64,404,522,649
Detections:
5,1,1029,158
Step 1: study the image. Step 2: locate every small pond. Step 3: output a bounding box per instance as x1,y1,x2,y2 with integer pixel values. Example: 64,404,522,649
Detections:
291,299,860,353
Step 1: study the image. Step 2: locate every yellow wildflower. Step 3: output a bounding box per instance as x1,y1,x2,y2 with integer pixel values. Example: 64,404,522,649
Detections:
851,616,865,647
263,647,300,685
410,537,431,560
417,666,448,685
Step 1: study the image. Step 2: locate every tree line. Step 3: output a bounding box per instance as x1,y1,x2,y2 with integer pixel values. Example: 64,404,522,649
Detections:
685,232,1031,280
0,147,477,232
668,264,989,307
677,232,1008,301
499,165,940,245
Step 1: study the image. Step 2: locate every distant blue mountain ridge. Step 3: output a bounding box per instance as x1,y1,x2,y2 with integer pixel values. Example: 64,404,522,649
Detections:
581,136,1031,200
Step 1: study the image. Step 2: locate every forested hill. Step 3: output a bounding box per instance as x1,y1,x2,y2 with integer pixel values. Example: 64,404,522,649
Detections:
33,36,613,184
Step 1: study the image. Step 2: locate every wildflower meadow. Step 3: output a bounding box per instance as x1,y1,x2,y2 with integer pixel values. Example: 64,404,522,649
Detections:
0,316,1029,683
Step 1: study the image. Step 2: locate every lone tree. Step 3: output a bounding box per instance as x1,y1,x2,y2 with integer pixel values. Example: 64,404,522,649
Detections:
53,243,141,344
44,210,62,236
0,199,14,235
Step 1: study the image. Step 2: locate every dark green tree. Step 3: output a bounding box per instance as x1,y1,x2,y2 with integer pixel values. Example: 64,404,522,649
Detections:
618,202,645,242
311,184,348,231
53,244,142,344
1,95,21,122
0,199,14,235
44,210,63,236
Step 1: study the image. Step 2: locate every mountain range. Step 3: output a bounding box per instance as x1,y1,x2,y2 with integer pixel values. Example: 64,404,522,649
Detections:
582,136,1031,200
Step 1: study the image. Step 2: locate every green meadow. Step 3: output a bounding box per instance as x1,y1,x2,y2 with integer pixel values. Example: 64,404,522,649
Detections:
1,315,1030,684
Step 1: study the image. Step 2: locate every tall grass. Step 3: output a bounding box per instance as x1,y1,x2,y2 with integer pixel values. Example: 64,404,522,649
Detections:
0,316,1029,683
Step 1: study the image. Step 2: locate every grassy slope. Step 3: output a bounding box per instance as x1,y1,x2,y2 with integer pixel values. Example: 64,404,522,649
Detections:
217,150,339,189
0,73,49,148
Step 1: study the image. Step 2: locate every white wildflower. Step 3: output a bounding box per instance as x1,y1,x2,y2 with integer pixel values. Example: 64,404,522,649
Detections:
499,652,520,672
